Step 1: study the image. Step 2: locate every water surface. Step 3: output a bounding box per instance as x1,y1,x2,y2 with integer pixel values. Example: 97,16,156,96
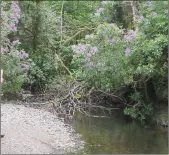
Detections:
72,111,168,154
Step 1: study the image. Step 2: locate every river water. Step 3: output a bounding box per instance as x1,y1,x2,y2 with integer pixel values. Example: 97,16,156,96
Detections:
72,110,168,154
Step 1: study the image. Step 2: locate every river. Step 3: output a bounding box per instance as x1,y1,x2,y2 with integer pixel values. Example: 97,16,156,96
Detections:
72,110,168,154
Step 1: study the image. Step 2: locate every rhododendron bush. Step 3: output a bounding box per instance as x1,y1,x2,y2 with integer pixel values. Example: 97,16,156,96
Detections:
71,1,168,92
72,23,132,89
1,1,31,92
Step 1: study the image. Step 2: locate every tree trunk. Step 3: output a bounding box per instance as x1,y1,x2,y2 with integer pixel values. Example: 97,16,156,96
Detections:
130,1,139,31
32,0,42,51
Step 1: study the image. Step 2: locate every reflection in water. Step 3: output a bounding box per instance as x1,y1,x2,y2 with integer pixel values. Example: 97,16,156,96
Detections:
72,111,168,154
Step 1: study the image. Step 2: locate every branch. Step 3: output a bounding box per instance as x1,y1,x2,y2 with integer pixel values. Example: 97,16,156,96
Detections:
54,53,73,78
96,88,124,102
60,1,65,46
61,27,95,46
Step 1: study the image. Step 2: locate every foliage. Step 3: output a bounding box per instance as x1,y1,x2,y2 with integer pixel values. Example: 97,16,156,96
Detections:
129,1,168,77
123,1,168,121
71,23,130,90
124,91,153,123
1,1,30,93
1,1,168,123
71,1,168,121
16,1,100,91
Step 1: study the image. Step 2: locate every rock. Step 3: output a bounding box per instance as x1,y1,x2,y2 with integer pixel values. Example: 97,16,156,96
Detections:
1,135,5,138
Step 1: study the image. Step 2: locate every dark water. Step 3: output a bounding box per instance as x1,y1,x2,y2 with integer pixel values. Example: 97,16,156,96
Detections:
72,111,168,154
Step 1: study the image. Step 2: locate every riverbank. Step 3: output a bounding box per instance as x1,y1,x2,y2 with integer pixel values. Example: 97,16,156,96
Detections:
1,102,84,154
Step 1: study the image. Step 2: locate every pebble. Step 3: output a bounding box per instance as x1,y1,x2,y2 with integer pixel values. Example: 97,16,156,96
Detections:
1,103,84,154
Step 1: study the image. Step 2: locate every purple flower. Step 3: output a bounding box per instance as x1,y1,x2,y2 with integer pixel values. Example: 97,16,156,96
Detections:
11,1,21,14
148,3,153,8
129,30,134,34
80,45,87,52
10,1,21,24
23,64,30,72
1,10,6,16
92,46,99,53
125,48,131,56
109,23,115,27
130,30,137,37
22,51,29,57
107,39,116,44
1,47,4,53
8,23,17,32
124,35,132,41
90,50,95,55
11,14,20,24
138,16,144,23
98,8,105,13
12,40,21,45
87,53,92,58
1,47,9,53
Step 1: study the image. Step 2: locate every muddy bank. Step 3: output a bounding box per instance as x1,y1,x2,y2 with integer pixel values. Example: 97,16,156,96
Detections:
1,103,84,154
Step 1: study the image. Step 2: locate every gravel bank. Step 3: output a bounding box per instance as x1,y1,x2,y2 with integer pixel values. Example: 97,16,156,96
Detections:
1,103,84,154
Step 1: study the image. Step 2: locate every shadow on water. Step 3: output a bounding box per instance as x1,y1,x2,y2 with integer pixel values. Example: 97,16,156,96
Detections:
72,110,168,154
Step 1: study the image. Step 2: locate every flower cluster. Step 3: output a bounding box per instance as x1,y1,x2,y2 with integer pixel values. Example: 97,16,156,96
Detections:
109,23,115,27
5,1,21,32
138,16,144,23
123,30,136,56
23,64,30,72
1,1,30,73
95,7,105,16
12,40,21,45
148,3,153,8
1,46,9,53
72,43,99,58
10,1,21,24
72,43,99,69
21,50,29,58
107,38,116,44
125,48,131,56
124,30,137,41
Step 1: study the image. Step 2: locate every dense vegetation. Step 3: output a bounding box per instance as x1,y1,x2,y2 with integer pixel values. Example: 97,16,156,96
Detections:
1,1,168,124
